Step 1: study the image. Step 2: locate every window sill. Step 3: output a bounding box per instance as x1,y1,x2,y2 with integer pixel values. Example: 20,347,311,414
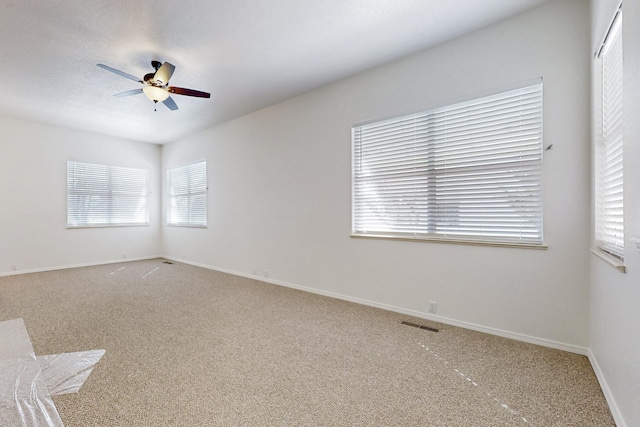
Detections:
166,224,208,229
350,234,547,250
591,249,626,273
67,224,150,229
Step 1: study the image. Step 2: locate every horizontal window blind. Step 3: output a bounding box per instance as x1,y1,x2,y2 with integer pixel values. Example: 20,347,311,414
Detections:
67,161,149,227
352,82,543,245
597,11,623,260
167,161,207,227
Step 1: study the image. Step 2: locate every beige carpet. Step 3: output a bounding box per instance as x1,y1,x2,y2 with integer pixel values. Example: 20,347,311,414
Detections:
0,259,614,426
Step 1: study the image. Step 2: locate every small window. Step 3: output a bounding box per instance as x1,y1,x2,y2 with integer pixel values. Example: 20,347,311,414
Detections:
595,7,624,261
167,160,207,227
352,82,544,246
67,160,150,227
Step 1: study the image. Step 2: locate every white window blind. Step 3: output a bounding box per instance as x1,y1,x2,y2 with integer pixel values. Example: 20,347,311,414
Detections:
352,82,543,245
597,10,624,260
167,161,207,227
67,161,150,227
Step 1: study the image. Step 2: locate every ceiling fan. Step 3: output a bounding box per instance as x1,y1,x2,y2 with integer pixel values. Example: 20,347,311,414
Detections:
97,60,210,111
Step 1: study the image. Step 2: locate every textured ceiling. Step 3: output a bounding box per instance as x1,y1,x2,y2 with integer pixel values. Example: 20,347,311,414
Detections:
0,0,550,144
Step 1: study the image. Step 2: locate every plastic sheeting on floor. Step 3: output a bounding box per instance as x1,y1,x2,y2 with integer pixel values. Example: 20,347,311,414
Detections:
0,318,104,426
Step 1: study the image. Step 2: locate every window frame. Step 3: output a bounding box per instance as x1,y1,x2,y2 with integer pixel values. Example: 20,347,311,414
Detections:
166,160,208,228
66,160,150,228
351,81,545,248
594,5,624,269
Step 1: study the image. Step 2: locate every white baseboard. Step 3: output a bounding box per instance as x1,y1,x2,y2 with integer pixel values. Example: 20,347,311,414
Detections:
588,349,627,427
164,256,589,356
0,255,161,277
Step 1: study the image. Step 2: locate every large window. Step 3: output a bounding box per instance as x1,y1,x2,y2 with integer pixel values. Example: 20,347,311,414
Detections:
67,161,150,227
352,82,544,246
595,7,624,262
167,160,207,227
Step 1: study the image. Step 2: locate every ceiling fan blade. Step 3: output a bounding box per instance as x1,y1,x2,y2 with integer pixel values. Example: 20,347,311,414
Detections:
97,64,142,83
162,96,179,111
154,62,175,85
113,88,144,97
168,86,211,98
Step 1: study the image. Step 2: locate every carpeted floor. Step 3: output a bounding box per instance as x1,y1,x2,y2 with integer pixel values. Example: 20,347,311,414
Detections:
0,259,615,426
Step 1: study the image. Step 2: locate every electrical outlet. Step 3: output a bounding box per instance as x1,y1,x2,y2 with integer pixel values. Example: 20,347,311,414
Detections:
428,301,438,314
264,270,269,278
11,264,17,271
252,267,257,275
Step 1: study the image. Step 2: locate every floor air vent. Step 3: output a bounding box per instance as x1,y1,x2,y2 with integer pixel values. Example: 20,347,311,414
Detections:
401,321,439,333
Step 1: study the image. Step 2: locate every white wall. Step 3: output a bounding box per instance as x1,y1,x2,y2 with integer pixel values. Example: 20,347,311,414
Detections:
590,1,640,426
0,116,161,274
162,0,591,351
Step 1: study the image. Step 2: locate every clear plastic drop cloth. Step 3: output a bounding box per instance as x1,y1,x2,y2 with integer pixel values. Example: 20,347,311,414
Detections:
37,350,105,396
0,318,104,427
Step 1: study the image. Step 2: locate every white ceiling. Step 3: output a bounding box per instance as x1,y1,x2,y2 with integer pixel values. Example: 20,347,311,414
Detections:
0,0,550,144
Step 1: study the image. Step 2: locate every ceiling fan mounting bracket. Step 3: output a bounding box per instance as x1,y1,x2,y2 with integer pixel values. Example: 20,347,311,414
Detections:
151,60,162,71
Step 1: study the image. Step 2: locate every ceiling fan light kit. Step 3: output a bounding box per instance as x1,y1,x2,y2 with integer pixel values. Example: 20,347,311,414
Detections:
142,85,169,102
97,60,210,111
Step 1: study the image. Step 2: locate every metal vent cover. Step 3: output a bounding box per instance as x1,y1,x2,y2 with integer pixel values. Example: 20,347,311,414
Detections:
401,321,439,333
